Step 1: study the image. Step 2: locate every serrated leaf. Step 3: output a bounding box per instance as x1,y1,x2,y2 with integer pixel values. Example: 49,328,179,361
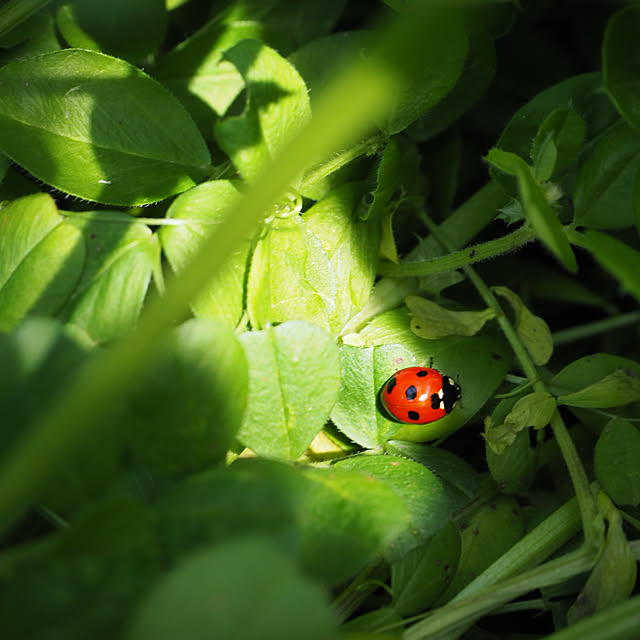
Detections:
60,212,159,344
582,230,640,302
407,295,495,339
0,194,85,331
160,180,249,327
247,215,336,331
0,49,210,205
494,286,554,365
595,419,640,507
215,39,311,185
238,321,340,460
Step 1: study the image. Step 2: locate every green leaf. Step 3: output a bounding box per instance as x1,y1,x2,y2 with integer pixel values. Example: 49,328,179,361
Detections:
558,370,640,409
439,496,525,601
247,214,336,331
391,521,460,616
0,49,210,205
567,495,637,623
124,319,247,478
574,122,640,229
582,230,640,302
0,500,161,640
334,454,450,559
215,39,311,184
486,150,577,272
331,332,511,446
603,6,640,132
406,295,495,339
0,194,85,331
154,17,264,138
160,180,249,328
56,0,167,62
59,212,158,344
125,537,336,640
531,108,586,182
486,429,536,495
493,286,554,366
380,8,468,135
303,183,380,334
238,321,340,460
595,419,640,507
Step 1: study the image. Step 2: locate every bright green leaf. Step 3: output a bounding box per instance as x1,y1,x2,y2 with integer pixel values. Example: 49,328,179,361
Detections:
494,286,554,365
160,180,249,328
0,49,210,205
215,39,311,185
595,419,640,507
583,230,640,302
407,295,495,339
558,369,640,409
238,321,340,460
0,194,85,331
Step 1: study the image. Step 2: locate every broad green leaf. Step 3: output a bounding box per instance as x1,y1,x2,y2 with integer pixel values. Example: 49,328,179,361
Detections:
125,537,336,640
493,286,554,365
331,332,511,446
0,8,58,58
154,17,264,137
215,39,311,185
335,455,450,559
124,319,247,478
56,0,167,62
603,6,640,133
0,500,161,640
60,212,159,344
0,194,84,331
391,521,460,616
486,429,536,495
407,295,495,339
558,370,640,409
439,497,525,601
238,321,340,460
160,180,249,328
531,108,586,182
574,122,640,229
247,214,335,331
595,419,640,507
0,49,210,205
567,495,636,623
380,8,468,135
486,149,577,272
154,458,408,584
303,182,379,334
583,230,640,302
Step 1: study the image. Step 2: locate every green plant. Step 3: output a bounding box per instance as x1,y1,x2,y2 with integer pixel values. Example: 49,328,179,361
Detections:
0,1,639,638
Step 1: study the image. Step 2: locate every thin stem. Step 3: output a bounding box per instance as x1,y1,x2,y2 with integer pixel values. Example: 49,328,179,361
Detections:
378,224,535,276
552,311,640,346
420,213,599,548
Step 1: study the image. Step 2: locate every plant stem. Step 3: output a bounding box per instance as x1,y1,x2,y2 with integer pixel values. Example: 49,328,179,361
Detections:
552,311,640,345
378,224,535,276
421,214,599,548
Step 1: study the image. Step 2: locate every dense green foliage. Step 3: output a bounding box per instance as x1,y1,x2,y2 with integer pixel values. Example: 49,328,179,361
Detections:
0,1,639,638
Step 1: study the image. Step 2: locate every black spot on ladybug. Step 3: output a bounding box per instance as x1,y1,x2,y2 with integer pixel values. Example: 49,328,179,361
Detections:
408,410,420,421
386,376,397,394
405,385,417,400
430,393,440,409
416,370,428,377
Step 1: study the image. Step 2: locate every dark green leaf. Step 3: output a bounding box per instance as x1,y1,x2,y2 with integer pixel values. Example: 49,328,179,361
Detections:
125,537,336,640
486,429,536,495
238,321,340,460
125,319,247,478
57,0,167,62
595,419,640,507
0,49,210,205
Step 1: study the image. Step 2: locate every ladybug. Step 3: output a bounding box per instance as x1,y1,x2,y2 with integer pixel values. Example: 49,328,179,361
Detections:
381,367,461,424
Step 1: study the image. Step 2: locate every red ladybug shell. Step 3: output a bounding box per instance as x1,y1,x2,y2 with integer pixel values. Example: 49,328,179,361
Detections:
381,367,461,425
